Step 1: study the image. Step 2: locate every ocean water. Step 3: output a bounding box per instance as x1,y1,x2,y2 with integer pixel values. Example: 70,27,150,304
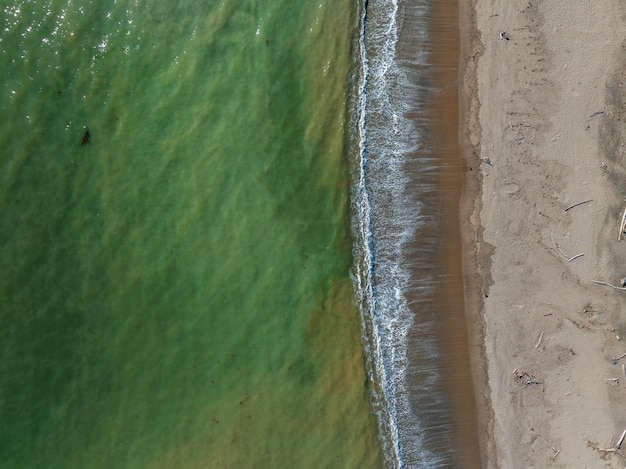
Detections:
0,1,385,468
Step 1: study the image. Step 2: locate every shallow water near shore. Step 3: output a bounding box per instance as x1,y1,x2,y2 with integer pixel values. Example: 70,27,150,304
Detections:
355,0,481,466
1,0,484,467
0,1,384,467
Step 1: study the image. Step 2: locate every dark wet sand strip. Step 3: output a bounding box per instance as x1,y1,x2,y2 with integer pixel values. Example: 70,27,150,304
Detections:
427,1,483,467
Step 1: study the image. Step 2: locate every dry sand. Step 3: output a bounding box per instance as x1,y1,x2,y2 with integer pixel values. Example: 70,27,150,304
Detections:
461,0,626,467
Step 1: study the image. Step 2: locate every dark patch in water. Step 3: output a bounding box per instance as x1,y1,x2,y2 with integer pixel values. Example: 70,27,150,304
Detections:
81,128,90,146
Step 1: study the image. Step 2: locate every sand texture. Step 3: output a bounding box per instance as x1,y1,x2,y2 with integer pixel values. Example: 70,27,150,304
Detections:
464,0,626,467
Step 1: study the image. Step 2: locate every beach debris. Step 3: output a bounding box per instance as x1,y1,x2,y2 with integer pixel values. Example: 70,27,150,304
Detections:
480,156,493,166
551,449,560,461
567,253,584,262
619,206,626,241
535,331,544,349
564,199,593,212
591,280,626,291
595,431,626,456
524,380,542,387
588,111,605,118
603,429,626,453
597,446,618,454
612,352,626,365
616,428,626,449
622,364,626,385
513,369,542,387
601,161,609,174
499,30,510,41
605,378,620,386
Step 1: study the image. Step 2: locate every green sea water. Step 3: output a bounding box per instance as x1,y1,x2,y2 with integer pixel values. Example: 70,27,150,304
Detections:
0,1,384,467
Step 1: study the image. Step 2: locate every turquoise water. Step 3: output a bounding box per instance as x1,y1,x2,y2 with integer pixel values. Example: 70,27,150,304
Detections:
0,1,384,467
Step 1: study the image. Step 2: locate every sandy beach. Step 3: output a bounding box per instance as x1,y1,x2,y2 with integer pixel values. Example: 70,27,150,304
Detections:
461,0,626,467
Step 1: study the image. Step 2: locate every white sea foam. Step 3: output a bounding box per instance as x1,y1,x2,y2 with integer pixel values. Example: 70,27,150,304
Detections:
353,0,452,467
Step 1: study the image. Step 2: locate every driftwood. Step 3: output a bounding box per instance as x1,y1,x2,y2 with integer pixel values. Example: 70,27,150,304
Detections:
535,331,544,349
617,428,626,449
612,352,626,365
591,280,626,291
551,449,560,461
567,253,584,262
564,199,592,211
597,429,626,455
619,207,626,241
598,447,618,453
622,364,625,385
513,369,542,387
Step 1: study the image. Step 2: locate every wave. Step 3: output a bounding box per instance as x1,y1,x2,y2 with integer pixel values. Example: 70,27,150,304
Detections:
352,0,460,467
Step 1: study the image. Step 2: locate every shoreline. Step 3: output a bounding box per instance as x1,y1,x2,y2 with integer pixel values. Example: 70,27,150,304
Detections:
457,0,495,466
463,0,626,467
427,0,484,467
358,0,488,464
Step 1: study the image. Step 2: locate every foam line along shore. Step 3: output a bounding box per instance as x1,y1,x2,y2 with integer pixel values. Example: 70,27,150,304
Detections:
353,0,482,466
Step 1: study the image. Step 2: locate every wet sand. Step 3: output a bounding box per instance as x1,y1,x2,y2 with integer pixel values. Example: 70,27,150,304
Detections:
395,0,485,465
427,0,484,467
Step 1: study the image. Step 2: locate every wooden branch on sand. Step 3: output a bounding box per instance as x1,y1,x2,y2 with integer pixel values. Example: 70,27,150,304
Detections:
612,352,626,365
564,199,592,211
567,253,584,262
598,429,626,455
535,331,544,349
618,428,626,449
619,206,626,241
591,280,626,291
598,447,618,453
